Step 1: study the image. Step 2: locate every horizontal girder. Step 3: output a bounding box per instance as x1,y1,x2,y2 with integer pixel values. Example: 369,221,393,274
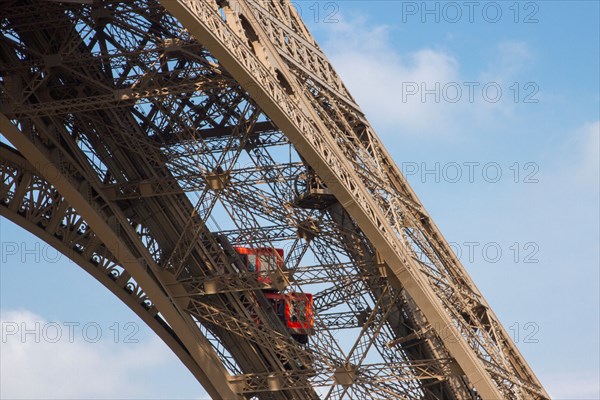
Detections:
0,1,548,399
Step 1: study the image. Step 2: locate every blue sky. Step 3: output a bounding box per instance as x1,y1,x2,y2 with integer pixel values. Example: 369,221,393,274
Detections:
1,1,599,399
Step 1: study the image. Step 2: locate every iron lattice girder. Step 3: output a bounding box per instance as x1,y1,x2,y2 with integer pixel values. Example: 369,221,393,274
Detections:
229,359,457,394
103,162,304,200
0,111,438,400
242,0,360,112
0,143,242,393
156,0,548,398
155,120,280,145
1,6,321,396
0,0,550,399
3,78,233,117
2,111,318,397
0,123,241,399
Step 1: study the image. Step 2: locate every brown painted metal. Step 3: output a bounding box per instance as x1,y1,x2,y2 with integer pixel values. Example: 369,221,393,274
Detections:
0,1,549,399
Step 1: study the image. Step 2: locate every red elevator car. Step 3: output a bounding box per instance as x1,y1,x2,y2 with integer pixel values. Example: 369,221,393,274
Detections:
234,246,314,344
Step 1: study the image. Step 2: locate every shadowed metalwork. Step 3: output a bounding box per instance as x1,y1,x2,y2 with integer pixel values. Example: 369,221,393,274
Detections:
0,1,549,399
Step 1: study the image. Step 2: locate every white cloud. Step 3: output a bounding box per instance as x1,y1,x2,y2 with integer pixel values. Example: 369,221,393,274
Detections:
320,19,461,136
480,41,535,83
318,19,537,137
575,120,600,185
543,370,600,399
0,309,205,399
548,120,600,188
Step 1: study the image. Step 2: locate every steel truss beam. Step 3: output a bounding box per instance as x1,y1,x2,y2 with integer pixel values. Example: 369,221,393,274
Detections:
0,1,549,399
1,6,322,396
157,0,548,398
0,119,240,399
230,359,456,394
0,142,239,395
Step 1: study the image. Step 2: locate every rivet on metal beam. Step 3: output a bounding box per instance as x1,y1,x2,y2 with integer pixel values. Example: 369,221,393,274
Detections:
267,374,283,391
205,171,231,191
43,54,62,68
333,365,357,387
296,217,320,241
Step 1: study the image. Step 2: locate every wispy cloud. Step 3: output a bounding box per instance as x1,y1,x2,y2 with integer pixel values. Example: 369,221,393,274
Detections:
0,309,206,399
320,18,460,136
573,120,600,186
480,41,535,83
544,120,600,189
318,18,538,138
543,370,600,399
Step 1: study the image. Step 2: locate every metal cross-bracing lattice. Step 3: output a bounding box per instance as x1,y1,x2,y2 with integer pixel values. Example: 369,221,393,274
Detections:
0,1,549,399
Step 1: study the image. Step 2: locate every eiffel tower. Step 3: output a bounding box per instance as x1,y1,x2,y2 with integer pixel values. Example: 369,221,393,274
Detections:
0,1,550,399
